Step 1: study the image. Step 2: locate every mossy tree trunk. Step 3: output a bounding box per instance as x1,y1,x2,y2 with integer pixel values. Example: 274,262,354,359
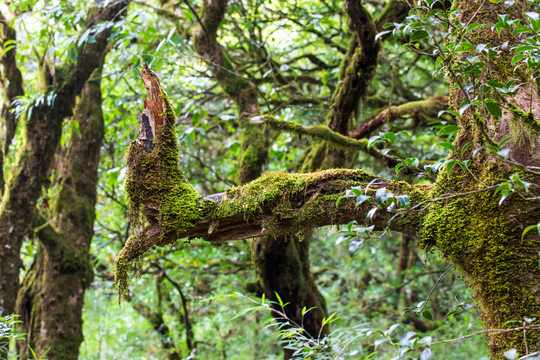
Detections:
0,10,24,192
252,2,411,355
15,65,106,360
0,1,129,334
418,1,540,358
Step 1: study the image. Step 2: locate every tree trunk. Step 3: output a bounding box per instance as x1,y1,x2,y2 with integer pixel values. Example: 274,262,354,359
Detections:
418,1,540,358
0,1,129,326
16,67,105,360
191,1,327,356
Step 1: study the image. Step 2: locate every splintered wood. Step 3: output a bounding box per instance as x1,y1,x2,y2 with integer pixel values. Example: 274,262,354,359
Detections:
139,63,166,153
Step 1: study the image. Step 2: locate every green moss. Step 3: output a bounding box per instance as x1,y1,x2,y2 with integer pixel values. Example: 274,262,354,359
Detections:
238,125,267,183
212,168,422,235
420,166,540,358
115,90,201,301
508,103,540,143
123,92,200,234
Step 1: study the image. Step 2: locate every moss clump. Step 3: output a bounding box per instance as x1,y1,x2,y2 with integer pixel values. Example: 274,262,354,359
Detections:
115,90,201,300
123,92,200,235
212,169,404,236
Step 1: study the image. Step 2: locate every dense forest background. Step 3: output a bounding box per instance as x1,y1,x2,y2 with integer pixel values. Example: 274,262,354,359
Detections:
0,0,539,359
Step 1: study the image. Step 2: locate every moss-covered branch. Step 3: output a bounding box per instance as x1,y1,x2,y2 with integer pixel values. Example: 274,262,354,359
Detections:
118,166,429,265
326,0,379,134
250,115,415,168
115,69,428,290
349,95,449,139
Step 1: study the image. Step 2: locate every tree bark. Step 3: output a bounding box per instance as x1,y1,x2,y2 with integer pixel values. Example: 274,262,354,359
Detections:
16,64,105,359
0,10,24,192
418,1,540,358
0,1,129,328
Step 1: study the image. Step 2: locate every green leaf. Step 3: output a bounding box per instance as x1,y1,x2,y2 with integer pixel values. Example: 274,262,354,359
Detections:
438,109,460,118
486,101,503,117
410,30,429,42
356,195,371,206
497,148,510,158
420,348,433,360
525,11,539,20
521,223,540,241
366,207,377,220
457,42,476,51
375,187,387,204
367,135,382,149
321,312,339,327
446,159,457,174
467,23,482,32
374,338,390,348
459,103,472,116
396,195,410,208
513,25,531,35
381,132,396,143
514,45,535,52
405,157,419,167
395,163,405,175
487,79,505,88
335,234,351,245
498,136,513,148
422,309,434,321
348,239,365,256
438,125,460,136
375,30,392,41
437,142,455,151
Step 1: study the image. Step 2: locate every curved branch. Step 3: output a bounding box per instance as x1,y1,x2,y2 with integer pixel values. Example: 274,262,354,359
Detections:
327,0,379,135
120,168,428,265
250,115,415,168
349,94,448,138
